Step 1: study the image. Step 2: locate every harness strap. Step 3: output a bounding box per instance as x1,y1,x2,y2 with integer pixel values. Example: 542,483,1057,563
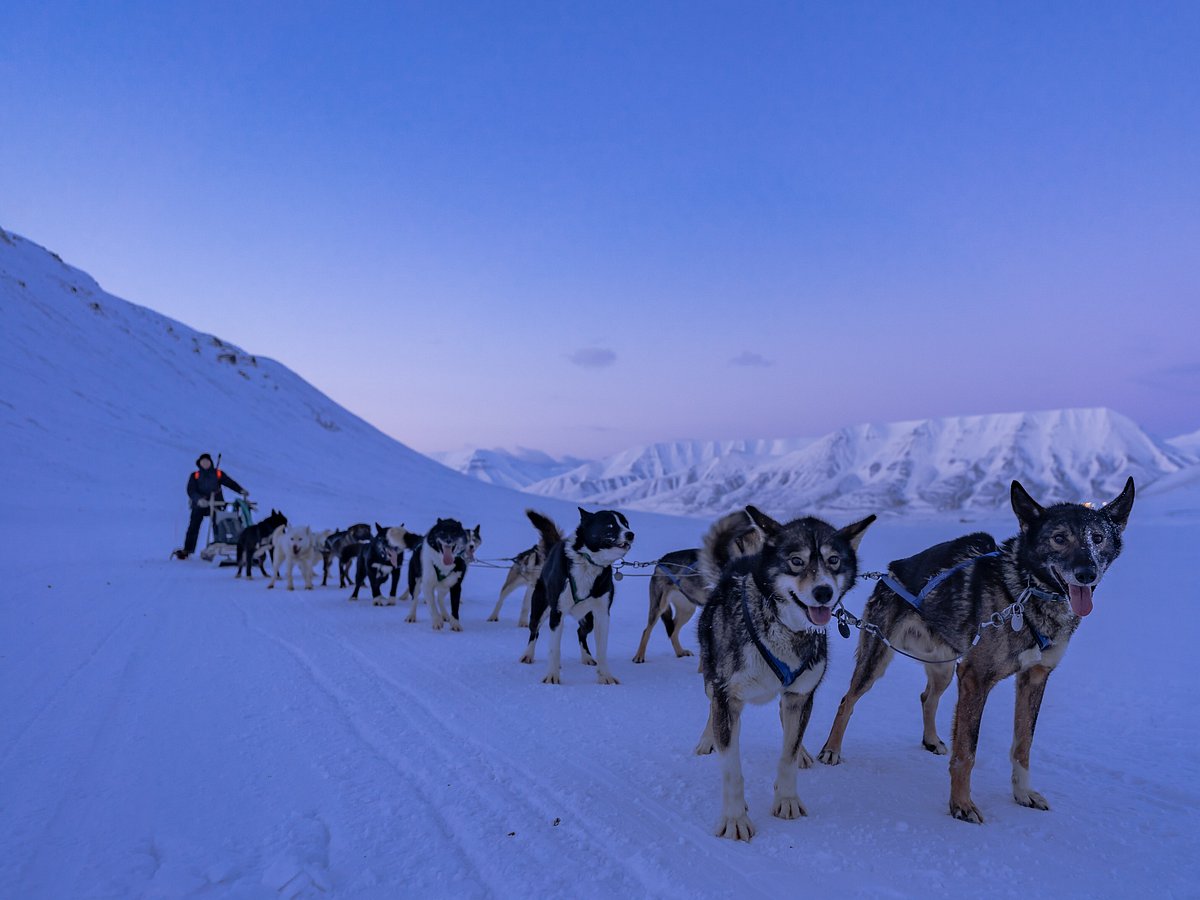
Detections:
656,562,698,591
433,563,449,582
567,572,585,605
883,550,1002,610
740,581,806,688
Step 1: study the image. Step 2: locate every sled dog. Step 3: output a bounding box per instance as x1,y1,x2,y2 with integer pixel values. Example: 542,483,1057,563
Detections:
519,508,634,685
350,524,417,603
487,536,555,627
632,510,762,663
696,506,874,840
404,519,480,630
267,525,325,591
817,478,1134,824
235,509,287,579
322,523,372,587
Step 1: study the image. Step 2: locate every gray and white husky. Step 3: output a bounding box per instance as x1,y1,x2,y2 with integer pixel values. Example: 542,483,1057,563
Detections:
632,510,762,664
519,508,634,685
695,506,875,841
818,478,1134,824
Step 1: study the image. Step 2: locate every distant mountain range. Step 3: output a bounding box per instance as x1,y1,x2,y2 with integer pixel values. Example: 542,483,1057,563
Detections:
437,410,1198,519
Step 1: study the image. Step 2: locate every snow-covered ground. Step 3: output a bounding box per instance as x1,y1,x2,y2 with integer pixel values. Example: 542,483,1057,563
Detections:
3,228,1198,897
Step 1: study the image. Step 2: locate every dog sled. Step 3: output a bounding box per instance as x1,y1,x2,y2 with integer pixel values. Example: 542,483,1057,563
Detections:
199,495,258,565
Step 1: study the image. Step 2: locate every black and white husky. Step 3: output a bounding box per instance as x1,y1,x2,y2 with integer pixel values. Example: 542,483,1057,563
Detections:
349,524,418,604
695,506,874,841
404,519,480,631
519,508,634,685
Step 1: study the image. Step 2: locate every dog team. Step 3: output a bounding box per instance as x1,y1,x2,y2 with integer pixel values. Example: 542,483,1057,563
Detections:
222,477,1137,839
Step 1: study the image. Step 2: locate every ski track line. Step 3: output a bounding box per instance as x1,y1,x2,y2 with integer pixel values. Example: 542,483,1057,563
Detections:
239,600,684,896
233,600,506,897
324,626,777,897
10,587,166,891
0,578,152,769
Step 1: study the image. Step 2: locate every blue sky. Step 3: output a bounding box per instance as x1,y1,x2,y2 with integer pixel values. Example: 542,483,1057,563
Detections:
3,2,1198,456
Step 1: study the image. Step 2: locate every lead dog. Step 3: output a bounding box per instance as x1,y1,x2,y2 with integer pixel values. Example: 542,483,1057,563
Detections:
817,478,1134,824
696,506,874,841
519,508,634,685
632,510,762,664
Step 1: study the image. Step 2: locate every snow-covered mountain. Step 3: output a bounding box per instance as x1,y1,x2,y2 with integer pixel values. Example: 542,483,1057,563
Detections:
430,446,587,490
519,410,1192,518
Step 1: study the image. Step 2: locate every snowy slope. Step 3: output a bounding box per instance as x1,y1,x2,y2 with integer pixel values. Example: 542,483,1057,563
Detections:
2,228,1197,898
524,410,1191,519
430,446,587,490
1167,427,1200,459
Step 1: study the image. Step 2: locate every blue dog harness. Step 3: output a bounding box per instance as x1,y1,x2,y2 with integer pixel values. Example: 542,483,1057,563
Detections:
656,561,698,590
739,580,813,688
880,551,1055,652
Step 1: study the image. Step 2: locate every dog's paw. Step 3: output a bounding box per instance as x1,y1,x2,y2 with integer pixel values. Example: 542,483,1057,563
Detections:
581,654,597,667
949,798,986,824
632,654,646,664
517,619,528,628
286,586,295,592
817,747,842,766
266,584,275,590
450,620,462,633
373,599,384,606
519,652,534,665
542,672,561,685
714,813,756,842
486,614,499,622
694,738,715,756
405,613,417,623
431,620,443,631
385,599,396,606
772,794,807,819
923,739,948,756
796,747,815,769
597,672,620,685
676,648,694,658
1014,789,1050,811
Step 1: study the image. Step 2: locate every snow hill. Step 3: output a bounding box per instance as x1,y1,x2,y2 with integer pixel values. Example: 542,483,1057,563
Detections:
1168,427,1200,458
2,226,1197,897
430,446,587,490
518,410,1192,519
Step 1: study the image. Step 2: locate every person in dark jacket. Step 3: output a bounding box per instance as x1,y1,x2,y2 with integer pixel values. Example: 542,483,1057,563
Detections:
175,453,248,558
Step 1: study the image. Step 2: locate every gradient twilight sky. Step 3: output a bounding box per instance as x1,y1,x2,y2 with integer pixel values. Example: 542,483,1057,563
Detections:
3,2,1198,456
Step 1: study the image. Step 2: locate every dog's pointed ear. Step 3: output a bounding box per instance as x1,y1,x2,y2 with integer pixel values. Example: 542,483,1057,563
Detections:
1103,477,1135,532
836,514,876,551
578,507,591,522
1011,481,1043,532
744,506,781,538
473,525,481,538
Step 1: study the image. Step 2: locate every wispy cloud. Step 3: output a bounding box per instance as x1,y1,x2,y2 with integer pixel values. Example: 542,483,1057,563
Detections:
730,350,773,368
568,347,617,368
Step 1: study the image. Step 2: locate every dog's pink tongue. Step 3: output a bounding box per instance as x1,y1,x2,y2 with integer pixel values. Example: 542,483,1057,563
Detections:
1068,584,1094,617
808,606,832,626
442,547,454,566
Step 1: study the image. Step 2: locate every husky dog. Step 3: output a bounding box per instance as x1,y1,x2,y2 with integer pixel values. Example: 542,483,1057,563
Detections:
267,525,325,591
632,511,763,664
487,536,554,627
817,478,1134,824
404,519,479,630
520,508,634,685
350,524,417,603
696,507,874,841
235,509,287,579
321,523,372,587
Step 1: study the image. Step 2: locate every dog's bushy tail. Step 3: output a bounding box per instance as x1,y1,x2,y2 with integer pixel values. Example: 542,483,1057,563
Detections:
525,509,562,554
698,509,760,588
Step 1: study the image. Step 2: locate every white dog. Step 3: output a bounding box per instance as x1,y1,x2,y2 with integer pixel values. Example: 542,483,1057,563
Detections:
267,525,326,591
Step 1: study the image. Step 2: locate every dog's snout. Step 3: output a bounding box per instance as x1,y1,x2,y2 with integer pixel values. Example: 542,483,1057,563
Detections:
811,585,833,605
1075,568,1097,585
624,531,635,542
